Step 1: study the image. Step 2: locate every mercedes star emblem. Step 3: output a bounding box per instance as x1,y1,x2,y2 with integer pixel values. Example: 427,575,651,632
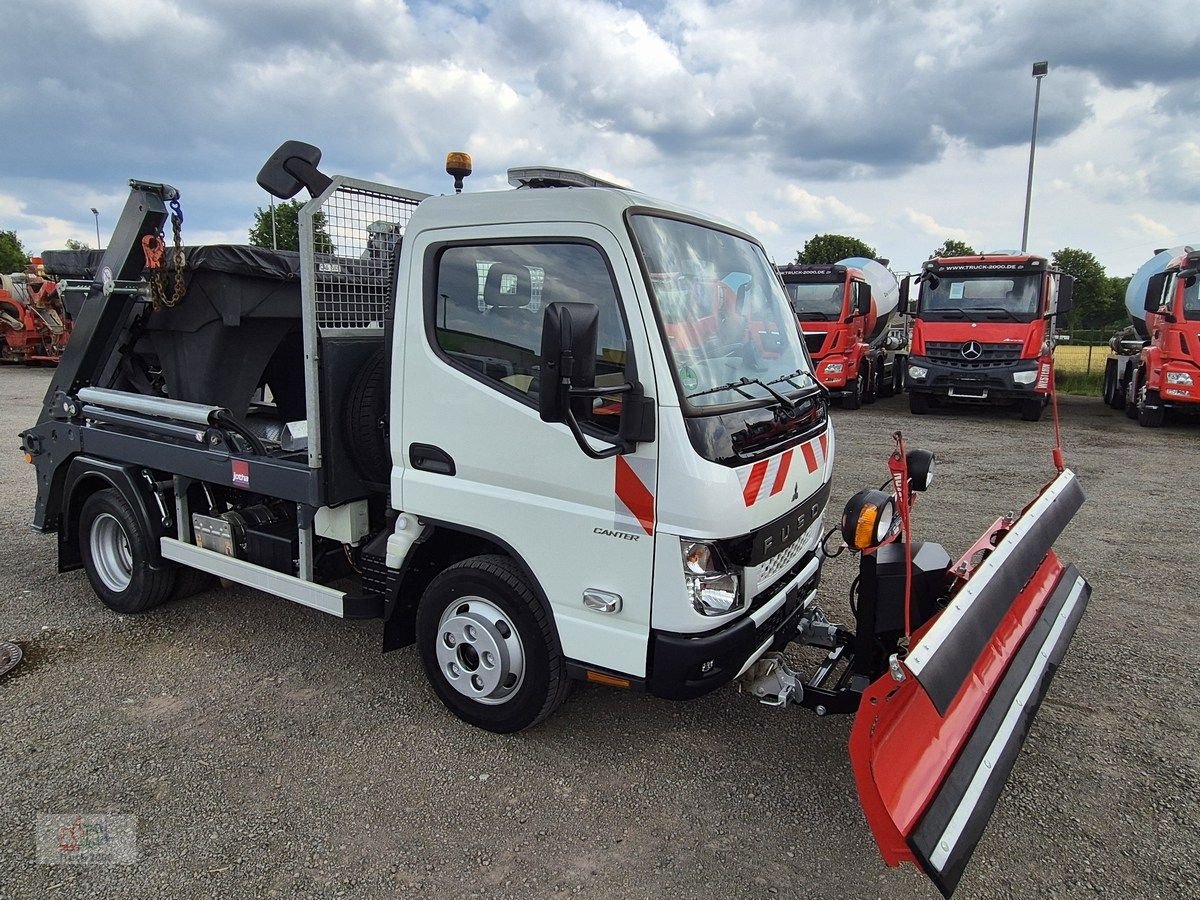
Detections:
961,340,983,360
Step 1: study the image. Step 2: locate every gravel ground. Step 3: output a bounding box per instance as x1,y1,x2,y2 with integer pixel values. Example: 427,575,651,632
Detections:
1,365,1198,900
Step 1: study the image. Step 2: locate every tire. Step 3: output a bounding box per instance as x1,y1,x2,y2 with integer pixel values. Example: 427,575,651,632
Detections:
1137,387,1165,427
78,488,177,613
861,361,877,405
1102,360,1118,408
1019,397,1045,421
909,390,930,415
842,369,865,410
416,554,570,733
1125,369,1141,419
345,349,390,484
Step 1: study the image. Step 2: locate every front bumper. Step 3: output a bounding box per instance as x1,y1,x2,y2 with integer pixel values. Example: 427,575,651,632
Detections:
646,551,819,700
906,356,1045,404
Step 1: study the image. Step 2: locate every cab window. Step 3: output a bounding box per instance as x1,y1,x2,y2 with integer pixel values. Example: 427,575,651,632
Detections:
432,242,629,429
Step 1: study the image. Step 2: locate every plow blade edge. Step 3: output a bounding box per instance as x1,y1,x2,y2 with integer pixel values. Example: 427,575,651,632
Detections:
850,469,1089,897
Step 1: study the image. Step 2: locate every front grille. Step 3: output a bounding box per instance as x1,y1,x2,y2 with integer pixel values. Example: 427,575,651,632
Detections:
925,341,1023,368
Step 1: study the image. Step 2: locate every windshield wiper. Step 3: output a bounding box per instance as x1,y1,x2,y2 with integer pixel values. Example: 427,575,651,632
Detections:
768,368,829,402
968,306,1021,320
687,376,798,412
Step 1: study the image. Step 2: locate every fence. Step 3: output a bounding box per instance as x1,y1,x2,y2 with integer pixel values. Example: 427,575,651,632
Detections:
1054,329,1111,375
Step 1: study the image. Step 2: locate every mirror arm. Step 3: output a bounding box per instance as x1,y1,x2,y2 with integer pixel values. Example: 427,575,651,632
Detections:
556,380,647,460
562,405,627,460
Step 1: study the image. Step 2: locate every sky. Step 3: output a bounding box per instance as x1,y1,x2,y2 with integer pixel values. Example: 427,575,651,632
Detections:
3,0,1199,278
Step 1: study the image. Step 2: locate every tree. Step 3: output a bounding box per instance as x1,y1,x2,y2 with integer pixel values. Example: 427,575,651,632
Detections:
1052,247,1107,330
1099,275,1132,330
0,230,29,273
794,233,877,265
931,238,976,258
248,199,335,253
65,239,90,250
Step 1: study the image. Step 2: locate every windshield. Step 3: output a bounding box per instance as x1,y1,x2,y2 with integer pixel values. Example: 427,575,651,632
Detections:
920,273,1042,319
1183,276,1200,321
631,215,812,410
784,281,844,319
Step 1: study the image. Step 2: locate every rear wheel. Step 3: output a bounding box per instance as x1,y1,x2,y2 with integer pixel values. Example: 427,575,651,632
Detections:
1124,368,1142,419
909,390,930,415
79,489,177,613
416,555,569,733
1102,359,1118,408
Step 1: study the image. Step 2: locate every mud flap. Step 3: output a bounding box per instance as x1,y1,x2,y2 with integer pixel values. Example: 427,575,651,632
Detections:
850,469,1089,897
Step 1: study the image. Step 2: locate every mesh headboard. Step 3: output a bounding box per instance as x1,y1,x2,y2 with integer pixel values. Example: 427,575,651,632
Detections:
303,178,427,331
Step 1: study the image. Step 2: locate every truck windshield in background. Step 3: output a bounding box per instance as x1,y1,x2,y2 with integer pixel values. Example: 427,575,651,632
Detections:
630,215,811,410
921,273,1041,320
785,282,845,320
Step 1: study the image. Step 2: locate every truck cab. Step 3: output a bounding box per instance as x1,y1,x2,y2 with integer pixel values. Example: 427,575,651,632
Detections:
906,254,1073,420
777,262,896,407
1121,249,1200,425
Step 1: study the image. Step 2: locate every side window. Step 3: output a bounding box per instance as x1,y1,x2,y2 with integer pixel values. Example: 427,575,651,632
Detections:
433,242,629,430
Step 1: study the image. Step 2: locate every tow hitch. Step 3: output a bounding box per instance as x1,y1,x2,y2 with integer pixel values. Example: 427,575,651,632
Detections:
739,435,1089,897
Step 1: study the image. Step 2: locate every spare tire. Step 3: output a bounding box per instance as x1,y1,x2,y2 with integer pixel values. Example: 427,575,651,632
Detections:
345,349,391,484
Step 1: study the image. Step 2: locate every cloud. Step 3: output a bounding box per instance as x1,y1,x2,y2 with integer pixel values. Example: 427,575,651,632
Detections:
782,185,872,228
905,209,972,244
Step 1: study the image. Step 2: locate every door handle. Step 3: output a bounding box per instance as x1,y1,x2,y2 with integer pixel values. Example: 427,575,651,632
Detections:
409,443,456,476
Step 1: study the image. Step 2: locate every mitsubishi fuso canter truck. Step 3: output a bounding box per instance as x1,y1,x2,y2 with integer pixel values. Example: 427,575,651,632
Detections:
21,142,1090,896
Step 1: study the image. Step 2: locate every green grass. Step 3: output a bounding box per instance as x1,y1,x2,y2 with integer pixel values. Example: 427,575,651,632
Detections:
1055,369,1103,396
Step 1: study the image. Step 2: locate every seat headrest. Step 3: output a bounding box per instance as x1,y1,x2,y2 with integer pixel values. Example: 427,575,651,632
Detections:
484,263,532,309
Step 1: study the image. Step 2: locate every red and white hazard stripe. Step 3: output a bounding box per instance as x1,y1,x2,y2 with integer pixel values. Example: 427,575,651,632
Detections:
737,432,829,507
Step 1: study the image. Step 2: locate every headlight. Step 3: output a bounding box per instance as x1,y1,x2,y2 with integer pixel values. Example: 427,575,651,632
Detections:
908,365,928,380
824,362,844,373
840,489,897,551
1013,370,1038,385
906,449,935,492
1166,372,1194,386
680,540,742,616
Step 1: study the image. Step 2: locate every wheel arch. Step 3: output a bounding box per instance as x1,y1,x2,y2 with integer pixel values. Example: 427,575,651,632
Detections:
60,457,168,573
382,519,562,656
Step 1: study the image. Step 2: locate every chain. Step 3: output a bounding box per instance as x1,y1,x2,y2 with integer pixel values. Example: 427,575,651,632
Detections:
162,199,187,308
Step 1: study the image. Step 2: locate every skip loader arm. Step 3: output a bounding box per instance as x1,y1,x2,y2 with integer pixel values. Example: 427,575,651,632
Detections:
849,468,1089,897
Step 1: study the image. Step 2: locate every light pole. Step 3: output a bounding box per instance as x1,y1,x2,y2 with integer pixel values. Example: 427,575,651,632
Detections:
91,207,101,249
1020,61,1049,253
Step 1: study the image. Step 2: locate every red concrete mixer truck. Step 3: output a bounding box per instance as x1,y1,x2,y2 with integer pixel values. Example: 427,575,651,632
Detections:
1103,245,1200,425
776,258,907,407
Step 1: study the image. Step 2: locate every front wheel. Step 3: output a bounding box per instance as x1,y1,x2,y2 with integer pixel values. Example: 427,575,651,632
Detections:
842,369,866,410
79,488,178,613
861,361,877,405
416,555,569,733
1019,397,1045,421
1138,386,1165,427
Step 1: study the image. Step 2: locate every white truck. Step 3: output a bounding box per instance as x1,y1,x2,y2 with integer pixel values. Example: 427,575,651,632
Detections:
21,142,1089,896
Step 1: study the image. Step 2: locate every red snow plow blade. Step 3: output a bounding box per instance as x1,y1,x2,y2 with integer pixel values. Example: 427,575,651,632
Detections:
850,468,1089,897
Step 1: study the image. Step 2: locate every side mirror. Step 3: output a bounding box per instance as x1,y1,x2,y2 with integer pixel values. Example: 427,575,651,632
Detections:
539,302,599,424
1056,275,1074,316
1144,271,1169,313
898,278,911,309
850,284,872,318
257,140,333,200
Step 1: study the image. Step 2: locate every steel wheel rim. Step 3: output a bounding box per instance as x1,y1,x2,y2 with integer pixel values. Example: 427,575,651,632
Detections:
435,596,525,705
90,512,133,592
